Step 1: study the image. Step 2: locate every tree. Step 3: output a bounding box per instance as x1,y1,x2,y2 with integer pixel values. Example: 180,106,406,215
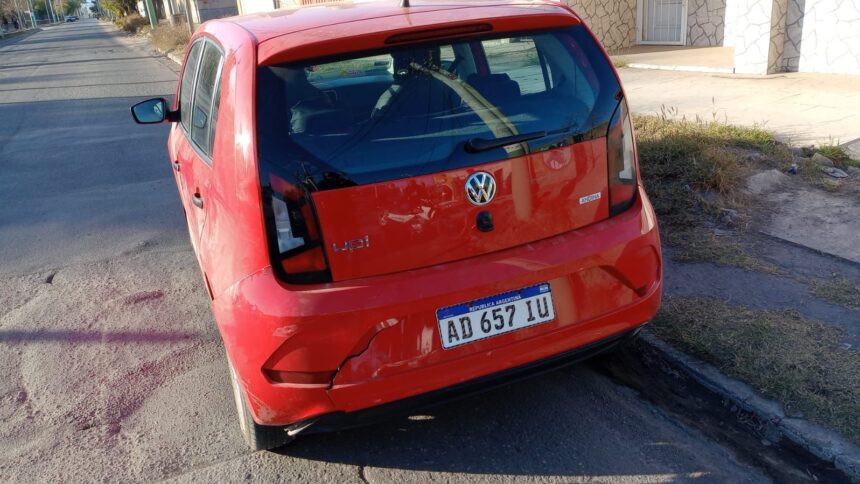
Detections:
1,0,20,19
99,0,136,16
32,0,48,17
63,0,80,15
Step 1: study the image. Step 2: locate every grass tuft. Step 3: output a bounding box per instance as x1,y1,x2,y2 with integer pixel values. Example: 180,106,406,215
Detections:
634,114,789,270
151,23,191,53
810,277,860,309
652,297,860,445
815,143,859,170
117,14,148,35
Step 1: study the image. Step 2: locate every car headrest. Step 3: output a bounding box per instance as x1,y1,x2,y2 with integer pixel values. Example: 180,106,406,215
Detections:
392,47,442,81
465,73,522,105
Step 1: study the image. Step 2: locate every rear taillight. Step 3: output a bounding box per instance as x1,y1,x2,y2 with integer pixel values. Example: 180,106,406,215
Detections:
265,174,330,283
607,98,638,216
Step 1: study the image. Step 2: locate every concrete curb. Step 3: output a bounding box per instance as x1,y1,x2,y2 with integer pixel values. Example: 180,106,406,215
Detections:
640,331,860,481
626,62,735,74
0,28,35,39
154,45,183,65
0,28,40,48
756,230,860,269
105,20,183,67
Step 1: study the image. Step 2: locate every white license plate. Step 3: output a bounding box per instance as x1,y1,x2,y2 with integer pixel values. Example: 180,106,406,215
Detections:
436,283,555,349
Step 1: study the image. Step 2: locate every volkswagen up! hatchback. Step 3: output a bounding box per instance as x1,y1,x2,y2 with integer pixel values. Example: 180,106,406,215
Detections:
132,0,662,450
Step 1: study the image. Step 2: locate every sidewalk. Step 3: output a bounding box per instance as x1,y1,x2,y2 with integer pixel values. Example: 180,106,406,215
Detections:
619,68,860,147
0,27,38,43
612,45,734,74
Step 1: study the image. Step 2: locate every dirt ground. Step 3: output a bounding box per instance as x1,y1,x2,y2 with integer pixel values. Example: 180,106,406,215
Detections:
654,154,860,445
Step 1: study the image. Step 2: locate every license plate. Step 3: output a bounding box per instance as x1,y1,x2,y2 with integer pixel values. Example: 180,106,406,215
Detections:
436,283,555,349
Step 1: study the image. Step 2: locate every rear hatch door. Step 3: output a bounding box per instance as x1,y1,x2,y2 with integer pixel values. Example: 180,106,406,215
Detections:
256,25,622,281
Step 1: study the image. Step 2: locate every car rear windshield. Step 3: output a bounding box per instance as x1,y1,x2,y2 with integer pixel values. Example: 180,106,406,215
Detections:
256,26,621,189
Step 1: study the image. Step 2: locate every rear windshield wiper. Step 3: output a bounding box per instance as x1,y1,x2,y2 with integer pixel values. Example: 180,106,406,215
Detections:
464,131,548,154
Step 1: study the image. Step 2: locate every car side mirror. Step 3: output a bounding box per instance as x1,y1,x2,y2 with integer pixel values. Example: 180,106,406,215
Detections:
131,98,176,124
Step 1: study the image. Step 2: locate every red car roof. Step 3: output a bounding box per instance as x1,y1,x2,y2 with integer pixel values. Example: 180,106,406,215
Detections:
217,1,581,64
226,1,571,42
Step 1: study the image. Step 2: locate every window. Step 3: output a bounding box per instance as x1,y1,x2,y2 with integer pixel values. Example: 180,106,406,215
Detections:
306,54,391,86
209,82,222,156
191,43,224,157
257,26,619,188
179,42,203,132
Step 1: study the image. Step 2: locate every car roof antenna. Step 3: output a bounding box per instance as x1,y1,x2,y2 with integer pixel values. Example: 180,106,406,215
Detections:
401,0,410,7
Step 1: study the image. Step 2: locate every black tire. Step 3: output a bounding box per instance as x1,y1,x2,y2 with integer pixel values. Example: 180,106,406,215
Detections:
228,360,294,451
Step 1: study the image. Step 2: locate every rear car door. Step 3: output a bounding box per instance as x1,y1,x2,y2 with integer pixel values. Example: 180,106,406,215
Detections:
173,38,225,257
170,41,203,238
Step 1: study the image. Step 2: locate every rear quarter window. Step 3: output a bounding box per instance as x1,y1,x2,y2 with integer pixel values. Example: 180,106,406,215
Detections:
179,42,204,133
190,43,224,157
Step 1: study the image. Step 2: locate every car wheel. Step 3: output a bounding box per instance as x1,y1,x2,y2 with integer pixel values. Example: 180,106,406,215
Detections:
228,359,294,451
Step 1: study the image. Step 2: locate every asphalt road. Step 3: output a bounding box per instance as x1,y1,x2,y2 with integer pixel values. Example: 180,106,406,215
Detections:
0,20,770,483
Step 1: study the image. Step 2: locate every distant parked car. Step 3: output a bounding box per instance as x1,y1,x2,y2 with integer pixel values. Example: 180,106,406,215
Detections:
131,0,662,450
65,16,78,22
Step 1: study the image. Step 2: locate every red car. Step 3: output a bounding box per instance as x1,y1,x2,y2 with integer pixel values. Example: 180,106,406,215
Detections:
131,0,662,450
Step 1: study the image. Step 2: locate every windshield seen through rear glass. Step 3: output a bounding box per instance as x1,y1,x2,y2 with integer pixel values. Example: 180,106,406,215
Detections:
256,26,621,189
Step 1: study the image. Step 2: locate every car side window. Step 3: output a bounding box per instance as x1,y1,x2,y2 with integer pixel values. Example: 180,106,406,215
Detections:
191,43,224,158
180,42,204,132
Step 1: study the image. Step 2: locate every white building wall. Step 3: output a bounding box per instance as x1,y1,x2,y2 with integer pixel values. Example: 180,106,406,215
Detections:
787,0,860,75
724,0,775,73
238,0,275,14
197,0,238,22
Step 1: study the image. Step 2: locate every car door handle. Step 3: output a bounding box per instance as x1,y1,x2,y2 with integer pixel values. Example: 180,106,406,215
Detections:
192,193,203,209
172,160,180,172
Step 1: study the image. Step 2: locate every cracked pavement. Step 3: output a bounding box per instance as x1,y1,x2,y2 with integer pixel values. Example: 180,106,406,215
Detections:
0,20,772,483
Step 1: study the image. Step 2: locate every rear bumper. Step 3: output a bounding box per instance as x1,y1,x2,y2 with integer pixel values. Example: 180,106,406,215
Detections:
305,326,640,434
213,187,662,426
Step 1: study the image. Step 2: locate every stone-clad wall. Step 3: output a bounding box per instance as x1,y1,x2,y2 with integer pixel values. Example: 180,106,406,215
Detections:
687,0,726,46
784,0,860,75
565,0,860,75
565,0,637,52
783,0,805,71
767,0,788,73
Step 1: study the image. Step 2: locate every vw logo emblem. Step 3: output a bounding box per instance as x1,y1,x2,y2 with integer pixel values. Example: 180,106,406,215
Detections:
465,171,496,206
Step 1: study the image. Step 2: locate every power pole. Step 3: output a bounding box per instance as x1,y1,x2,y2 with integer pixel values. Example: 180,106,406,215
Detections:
45,0,55,22
27,0,36,27
13,0,26,29
182,0,194,35
143,0,156,27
